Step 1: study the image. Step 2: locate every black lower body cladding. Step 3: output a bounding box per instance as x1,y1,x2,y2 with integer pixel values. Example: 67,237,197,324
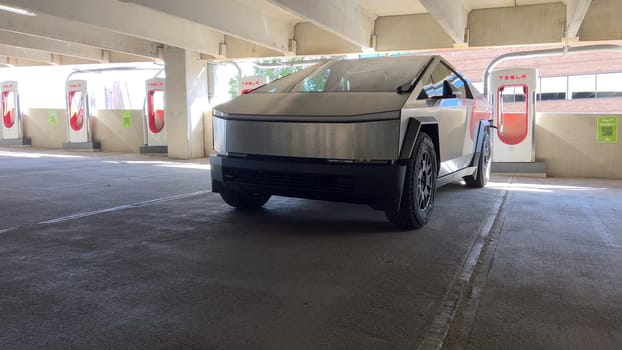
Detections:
210,155,407,211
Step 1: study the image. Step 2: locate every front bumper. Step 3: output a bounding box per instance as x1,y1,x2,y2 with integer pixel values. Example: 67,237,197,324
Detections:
210,155,406,210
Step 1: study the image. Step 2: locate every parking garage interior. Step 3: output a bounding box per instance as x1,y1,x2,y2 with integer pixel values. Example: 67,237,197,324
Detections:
1,1,621,349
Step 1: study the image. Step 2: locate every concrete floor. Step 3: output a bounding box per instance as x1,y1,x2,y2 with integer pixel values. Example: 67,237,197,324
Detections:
0,148,620,350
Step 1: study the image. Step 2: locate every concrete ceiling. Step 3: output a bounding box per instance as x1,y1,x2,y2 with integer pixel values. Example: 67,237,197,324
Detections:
0,0,617,67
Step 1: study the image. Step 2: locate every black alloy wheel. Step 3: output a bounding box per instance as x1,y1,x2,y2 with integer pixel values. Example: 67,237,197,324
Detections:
386,132,438,230
465,129,491,188
220,190,271,210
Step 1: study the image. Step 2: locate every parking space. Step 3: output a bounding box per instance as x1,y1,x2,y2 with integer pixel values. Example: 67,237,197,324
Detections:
0,149,209,230
446,177,622,349
1,148,621,349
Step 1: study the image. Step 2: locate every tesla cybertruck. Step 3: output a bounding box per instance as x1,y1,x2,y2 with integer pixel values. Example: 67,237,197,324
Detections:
210,55,493,229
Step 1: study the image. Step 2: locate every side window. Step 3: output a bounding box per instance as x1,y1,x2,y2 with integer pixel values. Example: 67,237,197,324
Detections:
425,63,470,99
418,76,435,99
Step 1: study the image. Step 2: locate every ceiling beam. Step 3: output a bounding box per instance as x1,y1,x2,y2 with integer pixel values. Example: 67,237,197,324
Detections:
468,3,565,46
266,0,375,49
224,36,284,59
0,30,111,63
294,22,362,55
577,0,622,41
123,0,292,55
0,55,49,67
566,0,592,39
0,45,93,66
0,0,295,58
0,11,160,59
419,0,469,44
375,14,454,51
0,44,54,63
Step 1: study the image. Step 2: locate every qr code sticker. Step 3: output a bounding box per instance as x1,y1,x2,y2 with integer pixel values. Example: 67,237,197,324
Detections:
602,126,614,137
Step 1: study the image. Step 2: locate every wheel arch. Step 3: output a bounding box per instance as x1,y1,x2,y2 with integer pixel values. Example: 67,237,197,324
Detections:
470,119,493,168
399,117,440,171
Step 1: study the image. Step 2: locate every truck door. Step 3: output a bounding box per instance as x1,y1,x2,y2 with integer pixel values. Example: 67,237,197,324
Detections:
429,63,473,175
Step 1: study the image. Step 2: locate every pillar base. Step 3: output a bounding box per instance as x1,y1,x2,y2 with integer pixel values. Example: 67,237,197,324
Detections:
139,145,168,154
492,162,547,178
63,141,101,152
0,137,32,146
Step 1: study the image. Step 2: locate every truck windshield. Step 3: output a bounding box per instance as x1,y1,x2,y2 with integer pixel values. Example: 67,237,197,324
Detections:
252,56,431,94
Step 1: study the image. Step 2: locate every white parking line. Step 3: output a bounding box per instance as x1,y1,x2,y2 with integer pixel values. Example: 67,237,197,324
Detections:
0,190,210,235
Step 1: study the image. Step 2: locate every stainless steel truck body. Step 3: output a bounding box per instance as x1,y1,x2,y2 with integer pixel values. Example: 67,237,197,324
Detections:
210,55,493,229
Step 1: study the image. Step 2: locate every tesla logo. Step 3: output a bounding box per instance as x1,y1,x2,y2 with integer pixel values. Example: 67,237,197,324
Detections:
68,83,82,89
499,74,527,81
1,84,13,89
240,80,262,87
238,75,267,94
148,82,164,88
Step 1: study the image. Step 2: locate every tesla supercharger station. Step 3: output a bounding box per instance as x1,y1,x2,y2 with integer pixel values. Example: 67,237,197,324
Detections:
64,80,100,150
140,78,167,154
1,81,31,145
490,68,538,163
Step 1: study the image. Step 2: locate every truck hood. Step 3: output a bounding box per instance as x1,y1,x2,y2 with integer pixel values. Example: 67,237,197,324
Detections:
214,92,408,121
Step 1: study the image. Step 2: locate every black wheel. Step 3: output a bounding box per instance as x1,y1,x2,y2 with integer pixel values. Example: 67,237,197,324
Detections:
464,129,491,188
386,132,437,230
220,190,271,210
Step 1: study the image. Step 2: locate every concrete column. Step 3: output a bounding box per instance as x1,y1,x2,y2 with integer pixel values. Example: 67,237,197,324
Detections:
204,64,217,155
163,46,207,159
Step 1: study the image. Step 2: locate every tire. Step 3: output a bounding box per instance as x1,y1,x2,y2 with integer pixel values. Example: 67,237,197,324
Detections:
386,132,437,230
220,190,271,210
464,129,491,188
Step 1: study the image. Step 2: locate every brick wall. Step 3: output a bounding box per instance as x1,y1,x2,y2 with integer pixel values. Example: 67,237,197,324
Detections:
437,43,622,81
428,43,622,114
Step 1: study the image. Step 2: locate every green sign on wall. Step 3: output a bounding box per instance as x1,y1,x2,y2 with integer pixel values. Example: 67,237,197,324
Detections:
122,111,132,128
48,110,58,126
598,116,618,143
